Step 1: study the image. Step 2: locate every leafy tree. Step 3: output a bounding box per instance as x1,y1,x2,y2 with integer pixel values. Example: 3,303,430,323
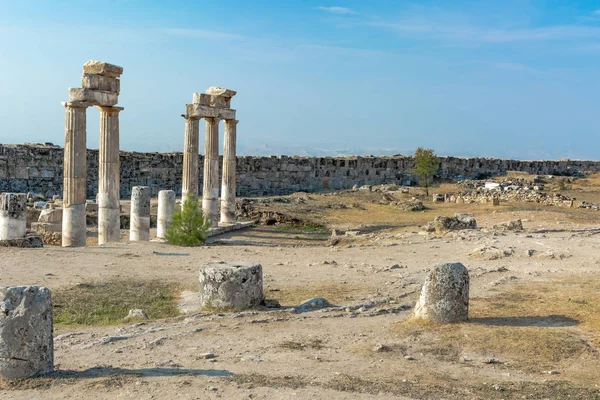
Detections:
165,194,211,246
412,147,440,196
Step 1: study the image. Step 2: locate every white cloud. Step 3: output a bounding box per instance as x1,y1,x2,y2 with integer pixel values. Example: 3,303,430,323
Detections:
317,6,358,15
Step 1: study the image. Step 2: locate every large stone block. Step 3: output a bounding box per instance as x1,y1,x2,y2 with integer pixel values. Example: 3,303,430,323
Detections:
38,208,62,223
69,88,118,107
0,286,53,379
192,93,231,108
205,86,236,98
82,60,123,78
81,74,120,94
199,261,263,309
413,262,469,323
185,104,236,120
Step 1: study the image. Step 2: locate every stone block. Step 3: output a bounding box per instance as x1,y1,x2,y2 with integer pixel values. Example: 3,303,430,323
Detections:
199,261,263,309
205,86,236,98
82,74,120,94
185,104,236,120
193,93,231,108
32,222,62,233
82,60,123,78
413,262,469,323
0,286,53,379
38,208,62,223
69,88,118,107
85,201,98,212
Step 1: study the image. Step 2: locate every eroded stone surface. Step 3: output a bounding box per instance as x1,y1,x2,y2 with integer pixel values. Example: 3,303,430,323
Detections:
69,88,118,107
434,213,477,233
130,186,150,241
0,286,53,379
82,60,123,78
413,262,469,323
199,261,263,309
0,193,27,240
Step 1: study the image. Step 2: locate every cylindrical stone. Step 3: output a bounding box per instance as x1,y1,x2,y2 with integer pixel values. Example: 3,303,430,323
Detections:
0,193,27,240
129,186,151,241
413,262,469,323
220,119,238,224
97,106,123,245
199,261,263,309
62,103,88,247
182,117,200,199
202,117,220,227
0,286,53,380
157,190,176,239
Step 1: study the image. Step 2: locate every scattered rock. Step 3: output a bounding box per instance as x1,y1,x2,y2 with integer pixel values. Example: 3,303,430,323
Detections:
372,343,391,352
468,246,514,260
123,309,149,322
295,297,331,313
433,214,477,233
492,219,523,231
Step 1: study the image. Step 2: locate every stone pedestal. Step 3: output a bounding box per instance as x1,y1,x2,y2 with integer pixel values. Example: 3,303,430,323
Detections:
157,190,176,239
413,262,469,323
62,102,88,247
129,186,150,241
182,117,200,200
97,106,123,245
0,193,27,240
0,286,53,380
202,117,220,227
220,119,238,223
199,261,263,309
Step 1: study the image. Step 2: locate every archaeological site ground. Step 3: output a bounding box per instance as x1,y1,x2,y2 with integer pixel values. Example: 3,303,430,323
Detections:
2,61,600,400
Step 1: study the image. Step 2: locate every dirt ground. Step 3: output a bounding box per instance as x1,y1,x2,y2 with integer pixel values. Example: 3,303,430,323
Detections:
2,176,600,399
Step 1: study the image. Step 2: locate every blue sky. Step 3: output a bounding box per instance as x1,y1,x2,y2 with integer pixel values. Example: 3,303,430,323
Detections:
0,0,599,159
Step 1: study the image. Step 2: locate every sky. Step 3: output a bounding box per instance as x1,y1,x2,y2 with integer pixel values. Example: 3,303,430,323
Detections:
0,0,599,160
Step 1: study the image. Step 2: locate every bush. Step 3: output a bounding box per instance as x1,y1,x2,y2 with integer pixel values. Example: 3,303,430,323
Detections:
165,194,211,246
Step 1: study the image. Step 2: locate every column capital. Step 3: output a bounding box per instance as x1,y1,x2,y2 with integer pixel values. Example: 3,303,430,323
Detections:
96,105,125,113
204,116,222,124
62,101,91,109
181,114,201,121
224,119,239,126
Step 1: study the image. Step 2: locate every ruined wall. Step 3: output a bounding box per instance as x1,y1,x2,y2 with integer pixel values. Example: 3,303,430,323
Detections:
1,143,599,199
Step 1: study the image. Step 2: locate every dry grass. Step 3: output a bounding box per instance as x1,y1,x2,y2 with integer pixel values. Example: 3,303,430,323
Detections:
266,282,369,307
52,279,183,326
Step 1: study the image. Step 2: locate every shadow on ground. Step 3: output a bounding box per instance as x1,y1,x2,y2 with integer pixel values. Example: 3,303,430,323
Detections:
469,315,579,327
53,366,233,378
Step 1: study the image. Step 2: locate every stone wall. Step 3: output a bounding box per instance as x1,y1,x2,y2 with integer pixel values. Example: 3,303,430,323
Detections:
1,143,599,199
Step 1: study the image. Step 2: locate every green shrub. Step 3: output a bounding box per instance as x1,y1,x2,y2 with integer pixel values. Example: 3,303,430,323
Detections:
165,194,211,246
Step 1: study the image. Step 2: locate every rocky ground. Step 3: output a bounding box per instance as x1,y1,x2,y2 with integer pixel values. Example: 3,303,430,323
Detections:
2,175,600,399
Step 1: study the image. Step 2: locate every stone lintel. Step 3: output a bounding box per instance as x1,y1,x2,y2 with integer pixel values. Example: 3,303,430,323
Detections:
69,88,118,107
82,73,120,94
96,105,125,113
206,86,236,98
193,93,231,108
186,104,235,120
83,60,123,78
61,101,92,109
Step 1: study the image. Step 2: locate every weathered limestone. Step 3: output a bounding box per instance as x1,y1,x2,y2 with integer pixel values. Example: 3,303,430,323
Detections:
0,286,53,380
129,186,150,241
199,261,263,309
202,117,220,227
220,120,238,223
69,88,118,107
82,60,124,78
62,102,88,247
0,193,27,240
185,104,236,120
181,117,200,199
157,190,176,239
413,262,469,323
82,74,120,94
97,106,123,245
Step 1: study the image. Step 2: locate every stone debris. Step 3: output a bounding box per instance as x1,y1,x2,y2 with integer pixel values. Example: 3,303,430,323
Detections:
199,261,264,310
295,297,331,313
413,262,469,323
0,233,43,248
123,309,149,322
492,219,524,231
468,246,514,260
433,213,477,233
0,286,54,379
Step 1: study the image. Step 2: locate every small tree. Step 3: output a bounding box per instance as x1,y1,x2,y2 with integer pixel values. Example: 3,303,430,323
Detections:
165,194,211,246
412,147,440,196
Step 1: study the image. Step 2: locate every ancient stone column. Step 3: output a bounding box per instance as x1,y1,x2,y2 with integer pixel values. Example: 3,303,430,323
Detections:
157,190,176,239
62,102,88,247
97,106,123,245
182,117,200,200
0,286,54,380
130,186,150,241
220,119,238,224
202,117,220,227
0,193,27,240
199,261,263,309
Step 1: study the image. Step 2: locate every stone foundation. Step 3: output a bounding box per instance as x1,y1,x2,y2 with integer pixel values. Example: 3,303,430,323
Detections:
198,261,263,309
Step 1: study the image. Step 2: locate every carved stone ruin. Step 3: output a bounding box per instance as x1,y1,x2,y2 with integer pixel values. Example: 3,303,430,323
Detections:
130,186,150,241
62,60,123,247
157,190,176,239
0,286,54,380
413,262,469,323
199,261,263,309
0,193,27,240
182,87,237,228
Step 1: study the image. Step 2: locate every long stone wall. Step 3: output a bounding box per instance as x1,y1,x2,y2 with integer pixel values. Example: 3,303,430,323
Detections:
1,143,599,199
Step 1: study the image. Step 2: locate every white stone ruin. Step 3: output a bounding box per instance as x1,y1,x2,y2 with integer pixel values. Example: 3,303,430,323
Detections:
62,60,123,247
0,286,53,380
129,186,150,241
182,87,238,227
0,193,27,240
199,261,263,309
413,262,469,323
157,190,176,239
